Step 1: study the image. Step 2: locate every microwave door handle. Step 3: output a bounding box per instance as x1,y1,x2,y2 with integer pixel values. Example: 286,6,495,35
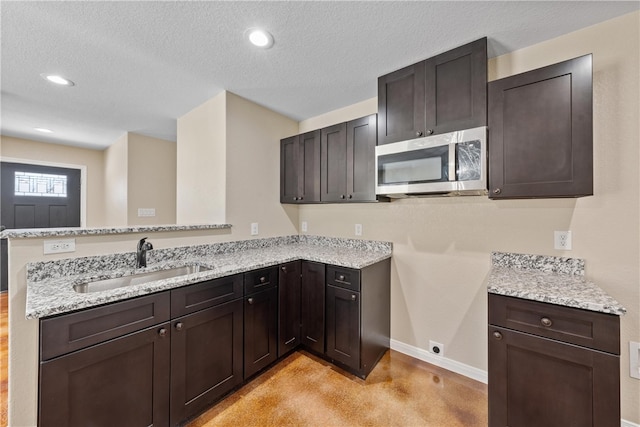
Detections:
448,143,456,181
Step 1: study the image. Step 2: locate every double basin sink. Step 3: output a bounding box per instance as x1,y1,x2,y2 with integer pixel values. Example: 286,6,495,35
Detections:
73,264,211,293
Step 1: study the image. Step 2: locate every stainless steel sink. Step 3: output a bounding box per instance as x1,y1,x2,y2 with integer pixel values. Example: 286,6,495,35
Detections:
73,264,211,293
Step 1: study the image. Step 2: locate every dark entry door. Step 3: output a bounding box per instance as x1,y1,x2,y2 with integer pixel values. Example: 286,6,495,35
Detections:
1,162,81,292
1,162,81,229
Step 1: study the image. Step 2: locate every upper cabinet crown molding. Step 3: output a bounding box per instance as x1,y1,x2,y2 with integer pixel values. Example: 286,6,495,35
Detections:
378,37,487,146
488,54,593,199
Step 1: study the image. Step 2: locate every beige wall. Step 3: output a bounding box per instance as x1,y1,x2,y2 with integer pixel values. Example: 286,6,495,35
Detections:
0,135,106,226
103,134,128,225
299,11,640,423
225,92,299,238
176,92,227,224
127,133,177,225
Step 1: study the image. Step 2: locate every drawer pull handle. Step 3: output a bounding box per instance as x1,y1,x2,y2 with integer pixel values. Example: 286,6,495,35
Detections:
248,298,254,305
158,328,167,338
175,322,183,331
259,276,267,283
493,331,503,340
338,275,345,281
540,317,553,327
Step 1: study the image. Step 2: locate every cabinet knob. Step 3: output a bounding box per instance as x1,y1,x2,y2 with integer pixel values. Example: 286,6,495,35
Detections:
492,331,503,340
248,297,254,305
493,188,502,195
351,294,357,301
259,276,266,283
540,317,553,327
299,196,304,200
416,131,423,137
348,195,353,199
338,275,345,281
175,322,183,331
158,328,167,338
293,197,298,201
426,129,434,135
281,266,287,272
340,195,345,199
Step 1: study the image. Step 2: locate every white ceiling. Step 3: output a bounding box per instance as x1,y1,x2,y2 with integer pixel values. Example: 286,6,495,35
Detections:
1,1,638,150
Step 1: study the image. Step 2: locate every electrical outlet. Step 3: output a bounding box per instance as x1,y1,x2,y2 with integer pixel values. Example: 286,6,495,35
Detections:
631,341,640,380
137,208,156,217
429,340,444,357
43,239,76,254
301,221,308,232
355,223,363,236
554,231,572,250
250,223,259,236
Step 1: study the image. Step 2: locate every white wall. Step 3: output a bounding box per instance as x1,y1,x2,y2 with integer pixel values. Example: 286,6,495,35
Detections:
103,133,128,225
298,11,640,423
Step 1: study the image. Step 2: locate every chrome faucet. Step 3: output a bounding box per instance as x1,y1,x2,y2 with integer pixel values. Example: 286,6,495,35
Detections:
136,237,153,268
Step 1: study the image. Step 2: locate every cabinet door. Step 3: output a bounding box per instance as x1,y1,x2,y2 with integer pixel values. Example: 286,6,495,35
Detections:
170,299,243,426
377,61,427,145
39,323,171,427
299,130,321,202
488,326,620,427
280,135,300,203
346,114,377,202
425,37,487,135
325,285,361,371
244,287,278,379
320,122,348,202
278,261,301,357
301,261,325,353
488,54,593,198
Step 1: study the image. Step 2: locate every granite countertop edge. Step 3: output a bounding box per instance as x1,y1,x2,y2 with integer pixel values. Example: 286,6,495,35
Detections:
26,241,392,319
487,253,626,316
1,223,232,239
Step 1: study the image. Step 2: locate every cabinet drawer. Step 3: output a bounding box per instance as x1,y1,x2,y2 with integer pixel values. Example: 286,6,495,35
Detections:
40,292,171,360
171,274,243,317
244,267,278,295
326,266,360,292
488,294,619,354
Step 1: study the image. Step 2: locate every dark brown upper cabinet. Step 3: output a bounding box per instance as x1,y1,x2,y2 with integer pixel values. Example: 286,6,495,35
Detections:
320,114,377,202
488,54,593,199
378,38,487,145
280,130,321,204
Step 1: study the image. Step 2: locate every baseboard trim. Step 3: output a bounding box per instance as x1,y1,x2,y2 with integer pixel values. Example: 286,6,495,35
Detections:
622,420,640,427
390,339,488,384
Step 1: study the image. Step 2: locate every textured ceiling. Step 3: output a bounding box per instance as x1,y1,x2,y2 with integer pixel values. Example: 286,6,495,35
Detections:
1,1,638,150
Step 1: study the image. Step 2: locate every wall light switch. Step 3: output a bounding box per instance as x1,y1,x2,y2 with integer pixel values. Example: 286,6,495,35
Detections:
631,341,640,380
138,208,156,217
250,223,259,236
301,221,308,232
44,239,76,255
355,224,363,236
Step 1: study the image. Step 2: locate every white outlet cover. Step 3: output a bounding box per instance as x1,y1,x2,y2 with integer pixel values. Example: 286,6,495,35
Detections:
301,221,308,232
43,239,76,254
250,222,259,236
355,223,363,236
631,341,640,380
554,230,572,250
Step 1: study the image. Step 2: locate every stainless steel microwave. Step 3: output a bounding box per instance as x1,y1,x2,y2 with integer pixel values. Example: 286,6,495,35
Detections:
375,126,487,198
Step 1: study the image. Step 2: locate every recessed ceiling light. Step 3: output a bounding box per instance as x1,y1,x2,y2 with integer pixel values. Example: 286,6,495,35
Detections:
35,128,53,133
246,28,274,49
41,74,75,86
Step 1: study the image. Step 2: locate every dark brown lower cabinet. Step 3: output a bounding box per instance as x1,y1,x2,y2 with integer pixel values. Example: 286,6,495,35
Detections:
170,299,243,426
488,294,620,427
324,261,391,379
244,286,279,379
325,285,360,370
278,260,302,357
39,323,171,427
300,260,326,353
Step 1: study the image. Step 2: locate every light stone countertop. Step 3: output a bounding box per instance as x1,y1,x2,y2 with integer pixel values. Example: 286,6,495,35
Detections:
26,235,392,319
0,223,231,239
487,252,626,316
